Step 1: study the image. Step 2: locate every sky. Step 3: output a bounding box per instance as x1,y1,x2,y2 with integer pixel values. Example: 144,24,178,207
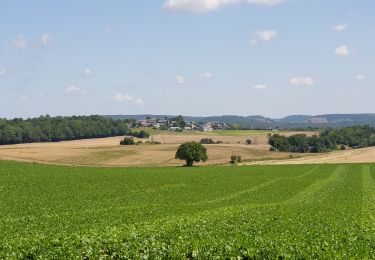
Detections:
0,0,374,119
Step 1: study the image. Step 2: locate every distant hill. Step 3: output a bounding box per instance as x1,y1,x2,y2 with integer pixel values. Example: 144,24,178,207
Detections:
106,114,375,129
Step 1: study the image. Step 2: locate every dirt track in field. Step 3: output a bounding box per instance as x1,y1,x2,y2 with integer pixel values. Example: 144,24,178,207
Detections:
0,130,373,167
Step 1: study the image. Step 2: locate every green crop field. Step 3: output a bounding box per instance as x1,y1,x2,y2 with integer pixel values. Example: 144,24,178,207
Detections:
1,161,375,258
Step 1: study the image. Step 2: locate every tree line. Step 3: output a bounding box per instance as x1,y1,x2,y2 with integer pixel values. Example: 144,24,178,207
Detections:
268,125,375,153
0,115,131,145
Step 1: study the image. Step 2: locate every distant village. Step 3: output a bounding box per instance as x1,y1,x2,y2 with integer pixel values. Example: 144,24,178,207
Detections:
133,116,229,132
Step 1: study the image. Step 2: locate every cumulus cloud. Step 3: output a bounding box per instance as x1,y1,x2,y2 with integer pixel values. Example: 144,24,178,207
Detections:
112,93,144,106
84,68,93,77
356,74,365,81
198,72,213,79
253,84,268,90
333,24,348,32
289,77,316,86
176,75,187,85
0,68,7,76
251,30,278,45
64,86,86,95
257,30,278,42
11,34,28,49
163,0,285,13
334,45,352,56
41,34,50,45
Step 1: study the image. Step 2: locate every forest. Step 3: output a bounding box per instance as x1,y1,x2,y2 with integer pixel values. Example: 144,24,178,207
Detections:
0,115,130,145
268,125,375,153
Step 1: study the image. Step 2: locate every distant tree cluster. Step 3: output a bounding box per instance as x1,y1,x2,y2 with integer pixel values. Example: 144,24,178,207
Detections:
268,125,375,153
0,115,130,145
200,138,223,144
128,130,150,138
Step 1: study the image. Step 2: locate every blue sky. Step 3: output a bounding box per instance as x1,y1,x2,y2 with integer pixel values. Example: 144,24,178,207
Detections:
0,0,374,118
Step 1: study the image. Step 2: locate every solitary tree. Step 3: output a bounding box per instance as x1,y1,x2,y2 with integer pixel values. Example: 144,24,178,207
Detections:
175,141,208,166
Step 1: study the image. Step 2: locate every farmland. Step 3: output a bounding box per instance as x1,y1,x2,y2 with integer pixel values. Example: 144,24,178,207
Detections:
1,161,375,258
0,130,318,167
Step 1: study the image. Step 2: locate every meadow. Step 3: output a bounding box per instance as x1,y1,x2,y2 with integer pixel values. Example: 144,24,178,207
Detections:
1,161,375,258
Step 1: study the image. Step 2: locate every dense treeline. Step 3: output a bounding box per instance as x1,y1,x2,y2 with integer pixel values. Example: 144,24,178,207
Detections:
268,125,375,153
0,115,130,145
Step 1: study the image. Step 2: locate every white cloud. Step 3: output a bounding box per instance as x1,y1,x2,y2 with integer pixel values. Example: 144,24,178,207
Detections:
112,93,134,102
334,45,351,56
256,30,277,42
333,24,348,32
251,30,277,45
134,98,144,106
289,77,316,86
84,68,93,77
112,93,144,106
64,86,86,95
20,96,30,101
356,74,365,81
198,72,213,79
163,0,285,13
11,34,28,49
0,68,7,76
41,34,50,45
253,84,268,90
246,0,285,6
176,75,187,85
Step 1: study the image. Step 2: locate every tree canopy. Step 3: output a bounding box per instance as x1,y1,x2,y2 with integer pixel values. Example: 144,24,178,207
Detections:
0,115,130,145
175,142,208,166
268,125,375,153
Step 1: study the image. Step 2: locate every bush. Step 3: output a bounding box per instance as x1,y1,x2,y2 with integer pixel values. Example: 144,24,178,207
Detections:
120,137,135,145
200,138,215,144
129,130,150,138
175,142,208,166
246,139,252,145
230,154,242,165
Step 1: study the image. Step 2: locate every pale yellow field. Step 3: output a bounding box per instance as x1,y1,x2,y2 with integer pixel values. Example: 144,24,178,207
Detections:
0,130,373,166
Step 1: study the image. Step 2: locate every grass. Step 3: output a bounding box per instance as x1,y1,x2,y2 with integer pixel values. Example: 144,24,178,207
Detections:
1,161,375,258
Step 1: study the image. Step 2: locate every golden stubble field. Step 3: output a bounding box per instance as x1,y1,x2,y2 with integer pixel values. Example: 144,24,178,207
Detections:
0,130,374,166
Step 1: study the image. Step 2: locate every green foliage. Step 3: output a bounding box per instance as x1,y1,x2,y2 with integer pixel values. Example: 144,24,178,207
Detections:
175,141,208,166
0,115,130,145
128,130,150,138
120,137,135,145
269,125,375,153
200,138,215,144
1,162,375,258
172,115,186,128
230,154,242,165
246,139,252,145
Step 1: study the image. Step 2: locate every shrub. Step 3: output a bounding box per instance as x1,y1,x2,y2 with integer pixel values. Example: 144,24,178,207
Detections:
120,137,135,145
246,139,252,145
230,154,242,165
200,138,215,144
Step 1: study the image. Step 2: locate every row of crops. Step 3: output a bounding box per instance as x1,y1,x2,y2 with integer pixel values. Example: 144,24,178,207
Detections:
0,161,374,258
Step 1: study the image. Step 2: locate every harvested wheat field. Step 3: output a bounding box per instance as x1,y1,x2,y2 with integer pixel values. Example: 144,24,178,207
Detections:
245,146,375,165
0,130,317,167
1,130,373,166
